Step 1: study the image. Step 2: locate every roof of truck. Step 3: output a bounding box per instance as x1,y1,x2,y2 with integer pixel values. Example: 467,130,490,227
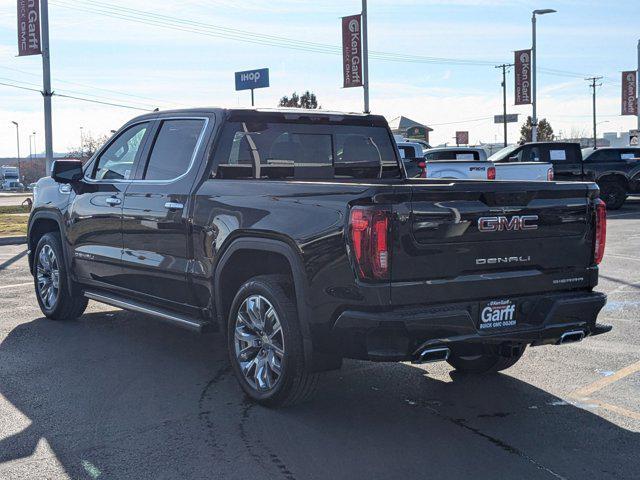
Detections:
126,107,388,126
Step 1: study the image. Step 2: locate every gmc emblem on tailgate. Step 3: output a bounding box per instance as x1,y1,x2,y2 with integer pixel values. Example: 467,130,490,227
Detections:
477,215,539,232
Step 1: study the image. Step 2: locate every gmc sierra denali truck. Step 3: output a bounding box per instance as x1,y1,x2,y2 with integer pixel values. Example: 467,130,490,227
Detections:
490,142,640,209
28,108,609,407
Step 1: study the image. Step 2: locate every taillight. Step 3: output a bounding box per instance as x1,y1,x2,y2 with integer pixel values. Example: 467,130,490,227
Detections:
418,161,426,178
594,198,606,265
487,166,496,180
547,168,554,181
348,206,390,280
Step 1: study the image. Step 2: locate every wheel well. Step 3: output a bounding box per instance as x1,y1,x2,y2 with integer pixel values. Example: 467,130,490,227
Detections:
217,249,296,329
598,174,628,189
28,218,61,273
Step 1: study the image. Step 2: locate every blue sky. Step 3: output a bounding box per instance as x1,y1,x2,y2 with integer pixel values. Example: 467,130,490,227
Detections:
0,0,638,156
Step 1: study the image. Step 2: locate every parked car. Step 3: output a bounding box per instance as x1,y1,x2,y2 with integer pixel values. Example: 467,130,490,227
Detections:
418,147,553,181
490,143,640,209
27,182,38,191
28,108,609,407
2,180,24,191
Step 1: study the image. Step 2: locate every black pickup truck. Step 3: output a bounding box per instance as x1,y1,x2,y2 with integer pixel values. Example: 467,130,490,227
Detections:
489,142,640,209
28,109,609,407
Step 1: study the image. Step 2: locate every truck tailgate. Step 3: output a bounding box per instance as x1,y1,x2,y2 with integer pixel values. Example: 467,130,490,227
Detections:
391,179,598,305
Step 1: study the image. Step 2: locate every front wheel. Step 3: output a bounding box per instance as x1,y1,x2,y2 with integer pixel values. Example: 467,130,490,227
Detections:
227,275,318,407
447,344,526,374
34,232,88,321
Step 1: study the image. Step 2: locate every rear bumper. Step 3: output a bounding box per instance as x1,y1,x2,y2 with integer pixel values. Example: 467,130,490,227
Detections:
332,290,607,362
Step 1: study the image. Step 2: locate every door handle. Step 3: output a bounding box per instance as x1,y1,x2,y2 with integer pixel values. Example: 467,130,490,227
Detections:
164,202,184,210
105,197,122,206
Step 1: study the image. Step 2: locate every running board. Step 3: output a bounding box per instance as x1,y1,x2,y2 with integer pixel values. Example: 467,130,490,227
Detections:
84,290,208,332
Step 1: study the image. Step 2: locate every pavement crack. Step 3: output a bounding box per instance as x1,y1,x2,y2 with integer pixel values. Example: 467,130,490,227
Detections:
420,403,568,480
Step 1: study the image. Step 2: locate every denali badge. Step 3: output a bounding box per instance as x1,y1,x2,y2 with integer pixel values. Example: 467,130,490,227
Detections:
478,215,538,232
476,256,531,265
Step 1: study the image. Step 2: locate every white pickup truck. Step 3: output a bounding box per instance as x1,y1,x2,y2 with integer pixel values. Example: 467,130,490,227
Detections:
399,145,554,181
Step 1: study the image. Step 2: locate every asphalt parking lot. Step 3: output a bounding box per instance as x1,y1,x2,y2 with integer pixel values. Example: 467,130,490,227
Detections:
0,201,639,480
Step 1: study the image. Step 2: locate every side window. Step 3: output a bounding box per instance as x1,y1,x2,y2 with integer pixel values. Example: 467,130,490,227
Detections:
586,150,618,163
142,119,205,181
92,123,148,180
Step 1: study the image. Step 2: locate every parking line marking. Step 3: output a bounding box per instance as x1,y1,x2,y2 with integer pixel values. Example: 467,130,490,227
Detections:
572,360,640,398
0,282,32,290
588,399,640,421
606,254,640,262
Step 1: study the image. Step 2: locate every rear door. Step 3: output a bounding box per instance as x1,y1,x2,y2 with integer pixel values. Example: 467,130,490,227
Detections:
391,181,595,305
120,115,210,308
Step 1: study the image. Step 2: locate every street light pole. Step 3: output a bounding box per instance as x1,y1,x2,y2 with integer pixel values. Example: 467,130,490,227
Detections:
362,0,370,113
637,39,639,136
531,8,556,142
11,122,21,177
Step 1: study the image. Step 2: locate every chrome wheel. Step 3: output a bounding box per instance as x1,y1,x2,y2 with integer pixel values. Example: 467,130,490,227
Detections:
234,294,285,392
36,244,60,310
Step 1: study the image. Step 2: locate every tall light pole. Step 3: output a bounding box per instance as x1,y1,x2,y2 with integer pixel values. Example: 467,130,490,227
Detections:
637,39,639,137
531,8,556,142
80,126,84,157
11,121,21,177
362,0,370,113
32,131,37,159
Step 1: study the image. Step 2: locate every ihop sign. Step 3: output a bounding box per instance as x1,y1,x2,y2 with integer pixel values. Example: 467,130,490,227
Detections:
235,68,270,91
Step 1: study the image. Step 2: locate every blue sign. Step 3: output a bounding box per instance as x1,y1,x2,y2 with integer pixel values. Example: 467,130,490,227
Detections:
235,68,270,91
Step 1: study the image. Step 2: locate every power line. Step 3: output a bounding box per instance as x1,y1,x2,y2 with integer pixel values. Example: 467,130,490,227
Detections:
0,64,184,108
0,77,153,111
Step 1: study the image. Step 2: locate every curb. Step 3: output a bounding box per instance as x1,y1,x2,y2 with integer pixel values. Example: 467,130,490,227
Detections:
0,236,27,246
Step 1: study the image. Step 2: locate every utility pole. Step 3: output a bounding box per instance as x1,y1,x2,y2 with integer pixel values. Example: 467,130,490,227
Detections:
11,122,21,178
586,76,602,148
637,39,640,138
362,0,370,113
495,63,514,147
41,0,54,175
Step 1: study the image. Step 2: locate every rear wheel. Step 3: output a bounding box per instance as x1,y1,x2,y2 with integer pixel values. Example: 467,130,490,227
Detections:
447,344,526,374
598,181,627,210
34,232,88,321
227,274,318,407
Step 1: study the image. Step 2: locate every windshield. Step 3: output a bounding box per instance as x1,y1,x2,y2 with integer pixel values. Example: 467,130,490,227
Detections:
488,144,519,162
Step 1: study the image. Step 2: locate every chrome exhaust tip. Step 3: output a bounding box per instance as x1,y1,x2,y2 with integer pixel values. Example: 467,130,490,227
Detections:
558,330,585,345
414,347,450,364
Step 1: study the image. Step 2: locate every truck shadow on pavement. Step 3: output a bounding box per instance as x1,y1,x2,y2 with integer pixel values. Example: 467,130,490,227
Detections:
0,310,638,480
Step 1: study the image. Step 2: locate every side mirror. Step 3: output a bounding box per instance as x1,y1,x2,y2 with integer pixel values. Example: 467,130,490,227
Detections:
508,156,519,162
51,160,84,184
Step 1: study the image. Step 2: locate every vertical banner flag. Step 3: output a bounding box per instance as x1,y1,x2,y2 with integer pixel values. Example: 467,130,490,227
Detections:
514,49,532,105
342,14,363,88
621,71,637,116
17,0,41,56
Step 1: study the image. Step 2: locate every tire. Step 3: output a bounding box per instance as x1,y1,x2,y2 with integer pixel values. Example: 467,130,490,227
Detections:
598,181,627,210
227,274,318,407
34,232,88,321
447,344,526,374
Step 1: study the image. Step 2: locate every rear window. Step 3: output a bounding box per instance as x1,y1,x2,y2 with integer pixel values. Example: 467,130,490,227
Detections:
425,150,480,161
212,121,400,180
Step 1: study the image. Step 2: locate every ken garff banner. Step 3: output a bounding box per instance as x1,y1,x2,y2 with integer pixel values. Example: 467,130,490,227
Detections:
621,71,637,116
342,14,363,88
17,0,41,56
514,49,532,106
